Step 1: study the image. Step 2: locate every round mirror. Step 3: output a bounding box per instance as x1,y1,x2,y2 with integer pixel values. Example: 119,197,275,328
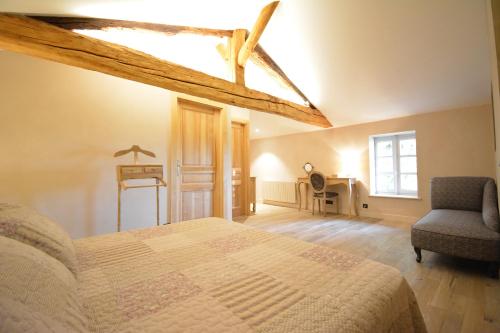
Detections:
303,162,314,174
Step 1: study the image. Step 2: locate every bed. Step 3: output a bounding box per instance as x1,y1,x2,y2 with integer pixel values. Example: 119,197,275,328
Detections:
74,217,426,333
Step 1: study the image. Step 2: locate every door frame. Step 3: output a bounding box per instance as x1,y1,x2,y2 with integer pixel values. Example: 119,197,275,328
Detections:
231,119,251,217
168,96,229,223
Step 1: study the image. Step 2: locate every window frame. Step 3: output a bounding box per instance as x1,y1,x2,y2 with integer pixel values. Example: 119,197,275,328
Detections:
369,131,418,198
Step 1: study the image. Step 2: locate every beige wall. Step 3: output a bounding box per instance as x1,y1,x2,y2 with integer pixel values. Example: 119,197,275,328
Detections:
0,51,249,238
250,105,496,221
0,51,172,238
1,49,495,237
487,0,500,202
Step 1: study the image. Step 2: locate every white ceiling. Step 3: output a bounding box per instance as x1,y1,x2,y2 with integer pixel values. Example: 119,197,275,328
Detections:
0,0,493,139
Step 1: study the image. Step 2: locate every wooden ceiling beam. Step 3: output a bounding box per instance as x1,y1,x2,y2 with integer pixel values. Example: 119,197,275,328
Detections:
29,16,233,37
216,43,229,61
229,29,246,85
217,38,316,109
31,13,316,107
237,1,279,67
0,14,331,128
252,44,316,109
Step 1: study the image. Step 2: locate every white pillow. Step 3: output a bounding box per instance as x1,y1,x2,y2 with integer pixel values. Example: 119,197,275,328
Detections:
0,236,88,332
0,203,78,276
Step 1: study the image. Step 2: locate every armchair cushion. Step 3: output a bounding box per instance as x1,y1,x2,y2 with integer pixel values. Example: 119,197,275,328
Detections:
411,209,500,262
482,179,500,232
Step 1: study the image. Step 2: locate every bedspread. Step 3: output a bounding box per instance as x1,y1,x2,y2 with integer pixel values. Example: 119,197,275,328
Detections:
74,217,427,333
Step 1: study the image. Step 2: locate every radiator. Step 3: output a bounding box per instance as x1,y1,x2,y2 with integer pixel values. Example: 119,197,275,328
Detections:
262,181,297,205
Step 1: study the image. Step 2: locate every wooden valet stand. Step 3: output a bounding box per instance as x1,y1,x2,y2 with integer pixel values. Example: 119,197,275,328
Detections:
114,145,167,232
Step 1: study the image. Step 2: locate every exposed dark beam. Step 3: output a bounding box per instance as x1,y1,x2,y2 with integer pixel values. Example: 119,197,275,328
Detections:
253,44,317,109
30,16,233,37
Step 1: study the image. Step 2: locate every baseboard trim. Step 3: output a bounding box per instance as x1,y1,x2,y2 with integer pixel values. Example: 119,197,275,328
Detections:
359,211,419,224
263,200,298,209
259,200,419,224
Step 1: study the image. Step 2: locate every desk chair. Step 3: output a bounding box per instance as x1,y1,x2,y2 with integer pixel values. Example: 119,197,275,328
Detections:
309,171,339,216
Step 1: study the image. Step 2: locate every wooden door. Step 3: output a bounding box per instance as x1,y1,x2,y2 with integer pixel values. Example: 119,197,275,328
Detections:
231,121,250,218
171,99,223,222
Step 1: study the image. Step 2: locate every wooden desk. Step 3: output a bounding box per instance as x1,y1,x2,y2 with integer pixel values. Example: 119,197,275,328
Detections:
297,177,358,216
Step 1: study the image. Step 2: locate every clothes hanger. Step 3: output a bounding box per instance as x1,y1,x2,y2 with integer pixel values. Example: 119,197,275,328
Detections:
113,145,156,164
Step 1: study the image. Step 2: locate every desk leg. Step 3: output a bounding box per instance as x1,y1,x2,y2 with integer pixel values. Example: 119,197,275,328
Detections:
117,185,121,232
304,184,308,211
353,183,358,216
347,185,351,217
156,179,160,226
348,182,358,217
296,182,302,211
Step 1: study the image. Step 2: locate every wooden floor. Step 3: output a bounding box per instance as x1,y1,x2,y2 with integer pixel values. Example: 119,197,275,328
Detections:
236,204,500,333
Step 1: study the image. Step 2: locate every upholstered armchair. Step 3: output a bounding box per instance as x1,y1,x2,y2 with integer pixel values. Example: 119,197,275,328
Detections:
411,177,500,278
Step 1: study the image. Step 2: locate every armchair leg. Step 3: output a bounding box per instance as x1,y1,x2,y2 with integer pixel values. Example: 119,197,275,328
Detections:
488,262,499,279
414,247,422,263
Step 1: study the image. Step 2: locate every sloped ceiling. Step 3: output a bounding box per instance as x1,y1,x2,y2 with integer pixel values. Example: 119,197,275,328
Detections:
0,0,492,139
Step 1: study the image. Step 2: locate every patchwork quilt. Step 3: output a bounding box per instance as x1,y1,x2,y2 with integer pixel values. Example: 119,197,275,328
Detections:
74,217,427,333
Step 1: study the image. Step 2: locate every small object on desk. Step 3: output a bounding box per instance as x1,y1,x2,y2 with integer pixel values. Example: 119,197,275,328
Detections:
303,162,314,174
114,145,167,232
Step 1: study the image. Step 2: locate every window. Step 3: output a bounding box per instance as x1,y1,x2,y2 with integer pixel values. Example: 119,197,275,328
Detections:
369,131,418,197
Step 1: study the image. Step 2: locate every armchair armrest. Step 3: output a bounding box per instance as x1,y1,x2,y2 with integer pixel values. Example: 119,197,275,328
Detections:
483,179,500,232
